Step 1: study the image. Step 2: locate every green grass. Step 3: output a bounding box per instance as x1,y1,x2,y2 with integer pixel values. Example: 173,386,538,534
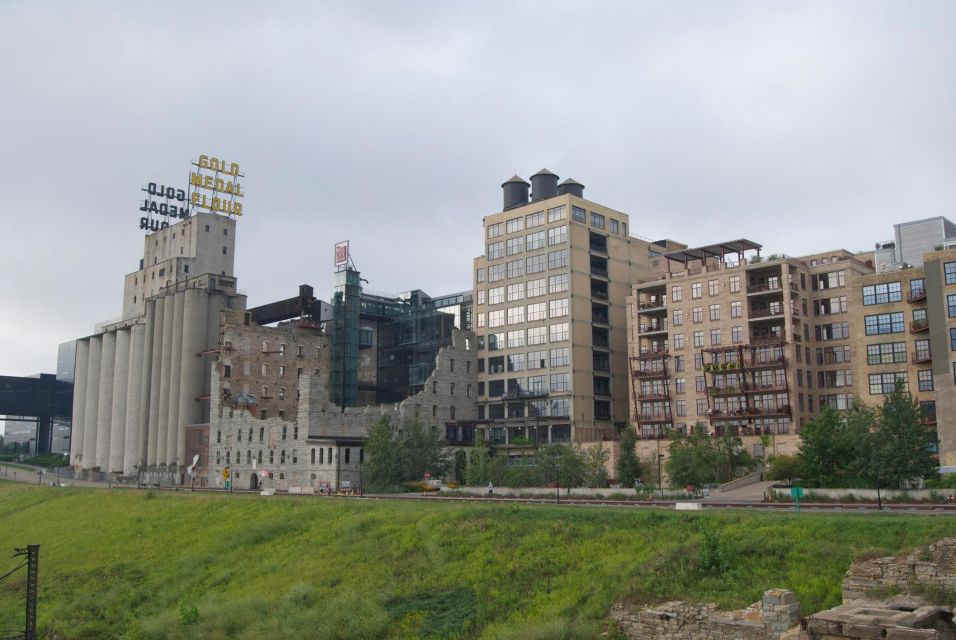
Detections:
0,482,954,639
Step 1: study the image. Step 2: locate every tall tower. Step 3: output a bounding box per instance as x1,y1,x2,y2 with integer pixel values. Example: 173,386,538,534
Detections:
472,170,658,447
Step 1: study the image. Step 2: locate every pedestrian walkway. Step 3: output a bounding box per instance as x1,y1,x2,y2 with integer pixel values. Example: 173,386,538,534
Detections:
709,480,776,503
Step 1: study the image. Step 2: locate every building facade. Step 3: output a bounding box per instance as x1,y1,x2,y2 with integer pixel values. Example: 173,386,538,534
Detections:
473,170,668,448
627,229,956,467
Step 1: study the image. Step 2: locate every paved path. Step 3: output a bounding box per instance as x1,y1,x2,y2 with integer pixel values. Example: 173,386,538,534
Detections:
0,463,109,489
710,480,776,503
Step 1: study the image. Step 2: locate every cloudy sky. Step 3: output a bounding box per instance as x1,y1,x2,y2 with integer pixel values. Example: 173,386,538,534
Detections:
1,0,954,377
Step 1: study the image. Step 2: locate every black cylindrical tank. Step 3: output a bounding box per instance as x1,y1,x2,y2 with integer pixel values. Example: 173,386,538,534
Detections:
556,178,585,198
501,175,530,210
530,169,559,202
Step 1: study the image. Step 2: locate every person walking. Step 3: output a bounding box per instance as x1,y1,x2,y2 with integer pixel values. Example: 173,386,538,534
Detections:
487,481,494,497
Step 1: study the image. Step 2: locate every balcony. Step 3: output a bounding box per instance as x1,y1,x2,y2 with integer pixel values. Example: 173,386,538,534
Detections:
749,306,786,321
746,283,785,296
638,412,673,424
635,349,669,361
638,390,670,401
632,367,669,379
707,386,746,397
708,405,791,419
910,320,929,333
637,300,667,314
639,322,668,336
748,355,786,369
908,288,927,303
913,350,932,364
743,382,788,393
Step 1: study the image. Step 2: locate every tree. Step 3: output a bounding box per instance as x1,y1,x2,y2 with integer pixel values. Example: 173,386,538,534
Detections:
364,415,450,488
765,455,802,485
797,405,860,487
616,427,643,487
582,444,610,488
535,444,584,488
873,383,937,487
365,415,403,488
399,418,449,481
464,434,503,486
666,424,719,488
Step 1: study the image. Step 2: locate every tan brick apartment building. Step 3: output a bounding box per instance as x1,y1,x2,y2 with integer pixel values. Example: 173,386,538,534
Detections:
472,170,669,447
627,233,956,466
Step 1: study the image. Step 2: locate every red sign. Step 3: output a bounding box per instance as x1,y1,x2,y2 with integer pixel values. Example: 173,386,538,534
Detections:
424,472,431,479
334,241,349,266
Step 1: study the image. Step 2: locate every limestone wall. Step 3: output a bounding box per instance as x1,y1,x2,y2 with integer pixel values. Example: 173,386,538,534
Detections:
843,537,956,602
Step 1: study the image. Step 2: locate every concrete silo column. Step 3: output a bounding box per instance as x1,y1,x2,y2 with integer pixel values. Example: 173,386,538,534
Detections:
108,328,130,474
165,291,186,469
94,331,116,470
81,335,102,470
70,339,89,467
124,323,146,474
147,297,165,467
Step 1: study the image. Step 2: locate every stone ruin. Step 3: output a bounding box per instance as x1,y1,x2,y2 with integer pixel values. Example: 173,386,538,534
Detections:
609,538,956,639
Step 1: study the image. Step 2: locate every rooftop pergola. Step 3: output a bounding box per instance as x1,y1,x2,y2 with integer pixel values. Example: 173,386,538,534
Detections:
661,239,762,267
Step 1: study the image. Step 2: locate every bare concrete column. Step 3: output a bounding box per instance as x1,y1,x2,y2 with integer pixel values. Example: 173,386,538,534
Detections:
203,293,225,424
147,297,165,466
70,339,89,467
165,291,185,468
108,328,130,473
124,323,146,474
94,331,116,470
178,288,208,467
156,294,176,466
137,303,155,468
81,335,102,469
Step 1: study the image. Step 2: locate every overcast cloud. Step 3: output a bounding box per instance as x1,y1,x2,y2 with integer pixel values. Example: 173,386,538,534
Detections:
1,0,954,377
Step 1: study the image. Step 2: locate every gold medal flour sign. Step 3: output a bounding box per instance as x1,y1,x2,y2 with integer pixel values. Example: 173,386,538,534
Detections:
189,155,244,216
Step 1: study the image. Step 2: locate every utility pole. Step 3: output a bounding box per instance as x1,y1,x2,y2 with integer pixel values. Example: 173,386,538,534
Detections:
13,544,39,640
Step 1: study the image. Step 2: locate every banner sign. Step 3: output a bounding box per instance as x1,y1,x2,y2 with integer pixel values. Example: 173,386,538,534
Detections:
334,241,349,267
189,155,244,217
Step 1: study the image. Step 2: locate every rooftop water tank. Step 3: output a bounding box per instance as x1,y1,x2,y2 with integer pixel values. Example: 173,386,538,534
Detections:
530,169,559,202
557,178,584,198
501,175,530,210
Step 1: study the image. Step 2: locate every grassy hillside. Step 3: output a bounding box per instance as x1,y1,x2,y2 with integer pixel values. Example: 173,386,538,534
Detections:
1,482,955,640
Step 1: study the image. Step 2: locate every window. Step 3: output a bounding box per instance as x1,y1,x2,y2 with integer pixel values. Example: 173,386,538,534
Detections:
709,304,720,321
549,323,569,342
488,264,504,282
278,387,285,400
671,286,682,302
549,298,568,318
526,230,545,250
692,307,703,323
527,327,546,345
918,370,934,392
506,217,524,233
691,282,702,299
487,222,502,238
548,249,568,269
488,310,505,327
527,302,546,321
697,399,707,416
278,365,286,377
508,354,525,371
548,225,567,245
526,254,546,274
693,331,704,347
506,236,524,256
572,206,586,222
547,205,567,222
505,283,524,302
864,312,904,335
732,326,743,343
911,278,926,298
708,279,719,296
488,287,505,305
550,348,570,367
610,219,619,234
948,294,956,318
813,270,845,290
527,278,546,297
731,301,741,318
672,309,683,326
527,351,547,369
951,328,956,351
945,261,956,285
526,211,544,228
487,241,504,260
476,313,486,328
590,212,605,229
550,372,570,391
729,275,741,293
477,290,486,305
868,372,907,394
507,306,525,325
673,333,685,350
506,259,524,278
507,330,525,348
476,268,485,283
549,273,568,294
862,282,902,305
710,329,721,346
